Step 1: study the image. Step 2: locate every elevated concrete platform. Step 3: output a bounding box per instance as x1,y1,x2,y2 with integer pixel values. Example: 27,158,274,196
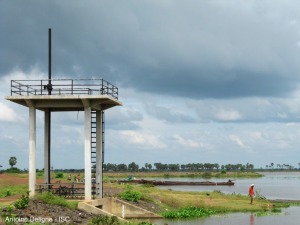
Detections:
5,95,122,111
6,78,122,200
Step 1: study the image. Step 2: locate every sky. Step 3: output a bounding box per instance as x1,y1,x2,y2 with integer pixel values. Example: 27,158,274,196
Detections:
1,0,300,170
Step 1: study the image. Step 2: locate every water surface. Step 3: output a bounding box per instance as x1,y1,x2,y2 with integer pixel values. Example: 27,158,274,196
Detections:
151,207,300,225
157,172,300,200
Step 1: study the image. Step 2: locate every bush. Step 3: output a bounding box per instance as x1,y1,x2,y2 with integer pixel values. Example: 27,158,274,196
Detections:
14,191,30,209
5,167,22,173
162,206,217,219
89,215,119,225
202,172,212,178
55,172,64,178
36,192,78,209
118,185,141,202
1,205,16,225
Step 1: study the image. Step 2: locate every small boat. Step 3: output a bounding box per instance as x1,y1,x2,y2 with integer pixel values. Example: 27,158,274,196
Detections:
118,179,234,186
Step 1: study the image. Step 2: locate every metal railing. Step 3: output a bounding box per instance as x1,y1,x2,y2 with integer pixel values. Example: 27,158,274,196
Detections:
10,78,118,99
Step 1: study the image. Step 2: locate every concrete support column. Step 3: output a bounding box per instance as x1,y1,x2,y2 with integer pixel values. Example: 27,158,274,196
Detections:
29,107,36,196
84,106,92,200
44,110,50,185
96,110,103,198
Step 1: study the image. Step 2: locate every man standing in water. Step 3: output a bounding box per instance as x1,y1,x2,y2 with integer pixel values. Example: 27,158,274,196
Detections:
249,184,255,204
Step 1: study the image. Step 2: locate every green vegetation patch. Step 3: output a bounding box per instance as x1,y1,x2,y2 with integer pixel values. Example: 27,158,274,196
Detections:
162,206,219,219
0,185,28,197
14,192,30,209
118,185,142,202
36,192,78,209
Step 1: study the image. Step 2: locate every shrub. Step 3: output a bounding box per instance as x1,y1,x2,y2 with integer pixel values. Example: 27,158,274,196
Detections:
14,191,30,209
36,192,78,209
6,190,11,197
89,215,119,225
202,172,212,178
118,185,141,202
162,206,217,219
0,190,12,198
1,205,16,225
5,167,22,173
55,172,64,178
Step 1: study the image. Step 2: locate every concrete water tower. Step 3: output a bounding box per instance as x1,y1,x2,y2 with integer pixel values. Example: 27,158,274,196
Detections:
5,29,122,200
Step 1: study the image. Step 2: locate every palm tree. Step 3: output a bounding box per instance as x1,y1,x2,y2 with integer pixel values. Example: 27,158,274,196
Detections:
9,156,17,168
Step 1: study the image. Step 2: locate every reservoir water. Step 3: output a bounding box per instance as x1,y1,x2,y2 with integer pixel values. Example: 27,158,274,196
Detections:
148,172,300,225
157,172,300,200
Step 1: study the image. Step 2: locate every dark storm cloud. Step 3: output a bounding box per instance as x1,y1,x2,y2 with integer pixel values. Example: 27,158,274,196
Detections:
2,0,300,99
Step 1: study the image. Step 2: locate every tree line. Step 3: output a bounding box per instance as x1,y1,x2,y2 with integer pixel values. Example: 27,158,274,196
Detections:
102,162,255,172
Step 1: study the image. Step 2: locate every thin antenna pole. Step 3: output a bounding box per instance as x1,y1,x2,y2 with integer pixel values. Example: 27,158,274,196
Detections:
48,28,52,81
47,28,51,186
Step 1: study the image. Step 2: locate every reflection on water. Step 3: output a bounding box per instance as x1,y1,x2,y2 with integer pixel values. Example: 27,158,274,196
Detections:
151,207,300,225
250,213,254,225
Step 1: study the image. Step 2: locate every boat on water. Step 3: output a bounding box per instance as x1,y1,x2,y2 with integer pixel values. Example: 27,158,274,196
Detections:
118,179,235,186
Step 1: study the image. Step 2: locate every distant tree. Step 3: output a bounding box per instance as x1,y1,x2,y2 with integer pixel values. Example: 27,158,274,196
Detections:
9,156,17,168
168,164,180,171
128,162,139,172
144,163,152,171
248,164,254,170
214,163,220,170
104,163,117,172
147,163,152,171
117,164,127,171
154,162,167,171
180,164,186,170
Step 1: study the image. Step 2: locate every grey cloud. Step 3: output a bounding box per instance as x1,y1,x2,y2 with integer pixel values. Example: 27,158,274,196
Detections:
144,102,196,123
105,107,142,130
187,98,300,123
2,1,300,99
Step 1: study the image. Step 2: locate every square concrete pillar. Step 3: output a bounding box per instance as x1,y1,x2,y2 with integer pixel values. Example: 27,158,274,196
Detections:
29,107,36,196
84,106,92,200
44,110,50,185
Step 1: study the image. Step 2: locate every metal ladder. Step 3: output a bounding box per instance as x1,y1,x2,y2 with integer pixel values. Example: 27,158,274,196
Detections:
91,111,105,197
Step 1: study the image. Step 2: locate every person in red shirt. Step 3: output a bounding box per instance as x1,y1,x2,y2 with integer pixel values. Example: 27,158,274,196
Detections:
249,184,255,204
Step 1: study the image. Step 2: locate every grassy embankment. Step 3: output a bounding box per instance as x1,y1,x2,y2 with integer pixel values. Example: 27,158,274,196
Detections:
108,182,291,216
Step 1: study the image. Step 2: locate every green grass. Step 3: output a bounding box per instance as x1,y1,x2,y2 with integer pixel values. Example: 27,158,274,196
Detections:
0,185,28,197
162,206,220,219
35,192,78,209
106,182,291,218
